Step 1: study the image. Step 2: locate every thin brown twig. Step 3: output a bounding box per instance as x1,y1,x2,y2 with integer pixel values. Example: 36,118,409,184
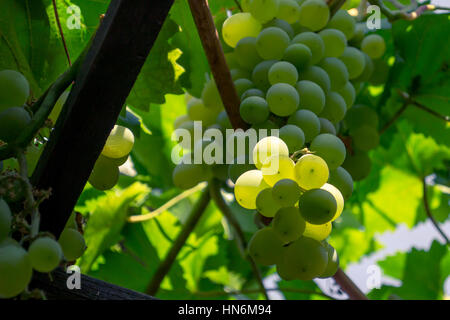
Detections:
422,177,450,246
52,0,72,66
233,0,243,12
332,268,368,300
409,100,450,122
368,1,446,21
380,101,408,134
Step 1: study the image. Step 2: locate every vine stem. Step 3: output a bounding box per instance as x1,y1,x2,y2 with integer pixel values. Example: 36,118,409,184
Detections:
233,0,243,12
146,188,211,295
209,179,270,300
332,268,368,300
367,0,445,21
52,0,71,66
422,177,450,246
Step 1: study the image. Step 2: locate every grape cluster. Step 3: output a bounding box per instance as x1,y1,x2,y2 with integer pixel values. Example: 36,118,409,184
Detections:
173,0,386,281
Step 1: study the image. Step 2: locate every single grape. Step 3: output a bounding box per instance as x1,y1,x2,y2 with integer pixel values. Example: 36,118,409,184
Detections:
336,81,356,109
234,169,270,209
351,125,380,151
256,27,290,60
276,0,301,23
291,32,324,64
0,199,12,241
248,227,285,265
0,107,32,143
222,13,262,47
101,125,135,159
319,117,336,135
28,237,62,273
279,124,305,153
234,37,263,70
264,18,295,38
353,52,374,82
298,189,337,224
261,154,296,186
319,57,349,91
276,254,297,281
241,88,265,100
319,29,346,58
310,133,346,170
349,22,366,46
272,207,306,243
326,9,356,40
303,221,332,241
328,167,353,200
216,111,232,130
256,188,282,217
249,0,280,23
319,242,339,278
173,162,211,190
361,34,386,59
297,0,330,31
0,245,32,298
0,70,30,111
201,78,224,110
88,156,120,191
344,104,378,130
272,179,302,207
283,43,312,71
298,65,330,93
49,91,70,123
230,68,251,81
266,83,299,117
339,47,366,79
319,91,347,123
253,136,290,169
97,154,127,167
294,154,329,190
342,150,371,181
58,228,86,262
295,80,326,115
321,183,344,221
282,236,328,280
252,60,277,91
240,96,269,125
287,109,320,142
234,78,254,98
268,61,298,86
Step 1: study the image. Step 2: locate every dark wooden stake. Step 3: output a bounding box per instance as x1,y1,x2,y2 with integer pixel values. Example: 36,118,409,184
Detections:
32,0,174,237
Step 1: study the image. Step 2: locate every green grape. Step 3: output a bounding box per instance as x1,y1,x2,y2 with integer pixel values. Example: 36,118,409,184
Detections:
261,155,296,186
279,124,305,153
228,155,256,183
58,228,86,261
326,9,356,40
298,65,330,93
0,245,32,298
28,237,62,273
225,52,240,69
336,81,355,109
0,199,12,241
234,78,254,98
310,133,346,170
252,60,277,91
240,96,270,124
282,236,328,280
297,0,330,31
303,221,331,241
99,154,128,167
266,83,299,117
101,125,135,159
248,227,284,265
234,169,270,209
342,150,371,181
319,29,346,58
230,68,251,81
253,136,290,169
319,57,349,91
287,109,320,142
283,43,312,71
328,166,353,200
0,107,32,143
0,238,21,248
339,47,366,79
295,80,326,115
216,111,232,130
345,104,378,130
264,18,295,38
88,156,120,191
173,162,211,190
276,252,297,280
276,0,301,23
252,119,280,131
273,207,306,243
319,117,336,135
361,34,386,59
256,27,290,60
319,91,347,123
256,188,282,217
321,183,344,221
294,154,329,190
369,58,389,85
319,242,339,278
272,179,302,207
174,114,190,129
249,0,280,23
222,13,262,47
188,98,220,127
351,125,380,151
241,88,265,100
353,52,374,82
49,91,70,123
298,189,337,224
0,70,30,111
201,78,224,110
349,22,365,46
268,61,298,86
291,32,324,64
234,37,263,70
